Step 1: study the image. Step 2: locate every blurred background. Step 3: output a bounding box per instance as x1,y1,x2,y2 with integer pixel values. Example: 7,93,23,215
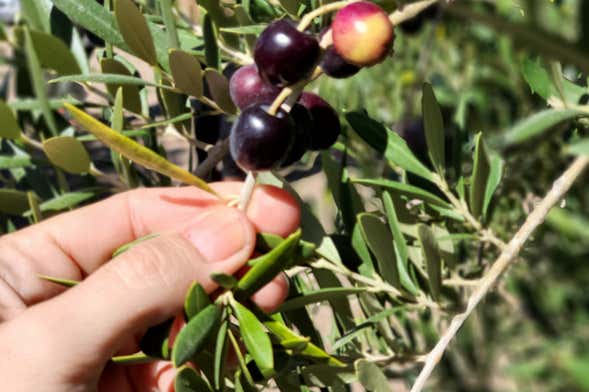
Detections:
0,1,588,391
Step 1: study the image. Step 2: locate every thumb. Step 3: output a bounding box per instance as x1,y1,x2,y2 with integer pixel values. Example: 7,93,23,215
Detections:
4,206,255,386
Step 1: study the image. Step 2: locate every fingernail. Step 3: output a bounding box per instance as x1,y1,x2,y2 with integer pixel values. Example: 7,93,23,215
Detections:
183,207,247,263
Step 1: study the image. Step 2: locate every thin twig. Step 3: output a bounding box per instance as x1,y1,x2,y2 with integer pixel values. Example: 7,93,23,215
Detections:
389,0,441,26
194,138,230,178
410,156,589,392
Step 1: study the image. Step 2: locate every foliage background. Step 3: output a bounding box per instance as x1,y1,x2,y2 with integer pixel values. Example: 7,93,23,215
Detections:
0,0,589,391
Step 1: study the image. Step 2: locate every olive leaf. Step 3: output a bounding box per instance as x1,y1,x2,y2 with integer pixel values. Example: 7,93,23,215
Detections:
175,367,213,392
43,136,91,174
172,304,222,367
204,69,237,115
417,224,442,301
0,100,22,139
101,58,142,114
63,103,217,196
169,50,204,98
231,300,274,377
114,0,157,65
235,229,301,299
184,282,211,320
422,83,445,173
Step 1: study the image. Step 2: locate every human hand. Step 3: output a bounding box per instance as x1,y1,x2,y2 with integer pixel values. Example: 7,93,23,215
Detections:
0,182,300,391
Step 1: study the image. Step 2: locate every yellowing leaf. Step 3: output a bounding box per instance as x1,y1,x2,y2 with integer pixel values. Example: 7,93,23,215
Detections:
63,104,218,196
43,136,91,174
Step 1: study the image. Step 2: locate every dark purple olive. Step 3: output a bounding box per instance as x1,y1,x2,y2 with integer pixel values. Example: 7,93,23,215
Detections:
320,46,361,79
299,92,340,150
230,104,295,171
229,64,281,109
282,103,312,166
254,20,320,87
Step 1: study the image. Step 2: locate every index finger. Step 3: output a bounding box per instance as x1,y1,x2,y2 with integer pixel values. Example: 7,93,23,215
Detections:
0,182,300,306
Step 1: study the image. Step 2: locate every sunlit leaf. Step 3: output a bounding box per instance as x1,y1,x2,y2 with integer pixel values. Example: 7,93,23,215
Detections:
43,136,91,174
356,360,389,392
569,138,589,157
353,178,450,208
502,109,586,147
115,0,157,65
385,130,434,181
277,287,364,313
63,104,217,195
231,300,274,377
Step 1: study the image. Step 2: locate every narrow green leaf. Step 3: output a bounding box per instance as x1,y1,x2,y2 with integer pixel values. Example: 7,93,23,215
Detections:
220,25,267,35
231,300,274,376
569,138,589,157
112,88,124,132
417,224,442,301
204,69,237,114
483,154,504,217
502,109,586,147
51,73,176,91
20,0,50,32
112,234,160,258
385,131,434,181
353,178,450,208
63,104,217,195
43,136,91,174
352,223,375,276
22,191,96,217
422,83,445,172
175,367,213,392
140,318,174,359
172,304,222,367
277,288,364,313
115,0,157,64
27,192,42,223
24,27,57,135
184,282,211,320
51,0,172,69
203,14,220,70
159,0,180,49
235,229,301,299
254,306,344,367
382,192,419,295
355,360,390,392
345,111,387,153
101,59,143,114
0,100,22,139
0,155,32,169
38,274,80,288
358,213,400,288
28,29,81,75
521,58,555,100
213,319,229,390
169,50,204,98
111,352,154,365
210,273,238,289
0,189,29,215
469,133,491,219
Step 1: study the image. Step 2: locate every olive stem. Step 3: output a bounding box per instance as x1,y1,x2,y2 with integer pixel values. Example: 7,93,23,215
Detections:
297,1,358,32
238,171,257,211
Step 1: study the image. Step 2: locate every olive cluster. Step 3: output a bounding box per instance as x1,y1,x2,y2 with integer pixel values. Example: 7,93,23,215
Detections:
228,1,395,171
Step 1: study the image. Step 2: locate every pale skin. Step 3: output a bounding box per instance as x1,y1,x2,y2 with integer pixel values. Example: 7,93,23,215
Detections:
0,182,301,391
